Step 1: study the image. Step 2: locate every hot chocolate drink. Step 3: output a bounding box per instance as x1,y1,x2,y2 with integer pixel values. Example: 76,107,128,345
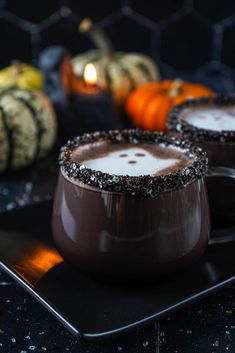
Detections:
73,141,190,177
183,107,235,132
168,95,235,227
52,130,209,279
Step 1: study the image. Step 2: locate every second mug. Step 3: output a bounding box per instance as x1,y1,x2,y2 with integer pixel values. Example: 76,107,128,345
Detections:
169,95,235,228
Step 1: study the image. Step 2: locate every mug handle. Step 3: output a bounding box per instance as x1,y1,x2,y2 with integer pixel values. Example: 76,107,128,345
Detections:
206,166,235,179
207,166,235,244
209,226,235,244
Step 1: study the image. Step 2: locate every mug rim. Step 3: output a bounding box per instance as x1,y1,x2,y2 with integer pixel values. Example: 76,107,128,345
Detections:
59,129,208,198
168,94,235,143
60,166,206,197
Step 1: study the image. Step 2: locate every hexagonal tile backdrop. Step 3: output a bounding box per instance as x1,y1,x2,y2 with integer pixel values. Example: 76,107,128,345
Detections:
1,0,235,92
102,14,153,54
161,13,213,70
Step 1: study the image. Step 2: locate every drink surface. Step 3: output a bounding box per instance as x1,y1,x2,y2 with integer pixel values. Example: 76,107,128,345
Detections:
183,106,235,132
72,141,190,177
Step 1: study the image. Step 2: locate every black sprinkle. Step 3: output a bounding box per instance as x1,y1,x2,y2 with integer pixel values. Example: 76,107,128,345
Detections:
59,129,208,198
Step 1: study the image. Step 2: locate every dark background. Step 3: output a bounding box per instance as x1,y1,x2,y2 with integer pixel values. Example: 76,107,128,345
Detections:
1,2,235,352
1,0,235,92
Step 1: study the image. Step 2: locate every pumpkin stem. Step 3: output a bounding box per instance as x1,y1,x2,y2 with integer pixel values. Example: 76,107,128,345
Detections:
168,79,184,98
11,60,23,75
79,18,113,60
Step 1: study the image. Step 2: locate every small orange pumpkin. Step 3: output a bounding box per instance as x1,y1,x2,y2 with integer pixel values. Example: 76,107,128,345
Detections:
125,79,214,131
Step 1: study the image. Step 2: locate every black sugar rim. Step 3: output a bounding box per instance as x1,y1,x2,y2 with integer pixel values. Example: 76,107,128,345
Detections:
168,94,235,143
59,129,208,198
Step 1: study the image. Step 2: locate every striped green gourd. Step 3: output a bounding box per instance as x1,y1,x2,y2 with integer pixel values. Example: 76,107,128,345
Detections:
0,87,57,173
72,18,160,107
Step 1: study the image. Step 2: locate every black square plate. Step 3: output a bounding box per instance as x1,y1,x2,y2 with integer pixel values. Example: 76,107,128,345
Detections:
0,201,235,340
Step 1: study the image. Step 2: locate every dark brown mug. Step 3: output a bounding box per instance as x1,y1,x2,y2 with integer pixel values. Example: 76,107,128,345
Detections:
52,130,210,280
168,94,235,228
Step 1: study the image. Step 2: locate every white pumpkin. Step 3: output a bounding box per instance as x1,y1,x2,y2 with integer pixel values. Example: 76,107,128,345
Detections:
72,18,160,106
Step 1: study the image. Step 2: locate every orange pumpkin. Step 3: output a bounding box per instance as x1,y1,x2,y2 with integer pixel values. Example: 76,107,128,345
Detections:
125,79,214,131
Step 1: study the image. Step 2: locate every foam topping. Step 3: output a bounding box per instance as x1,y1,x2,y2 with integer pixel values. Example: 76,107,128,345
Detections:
184,108,235,132
59,129,208,197
82,146,179,176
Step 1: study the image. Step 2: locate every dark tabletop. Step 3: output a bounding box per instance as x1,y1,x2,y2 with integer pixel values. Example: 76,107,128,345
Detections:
1,267,235,353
